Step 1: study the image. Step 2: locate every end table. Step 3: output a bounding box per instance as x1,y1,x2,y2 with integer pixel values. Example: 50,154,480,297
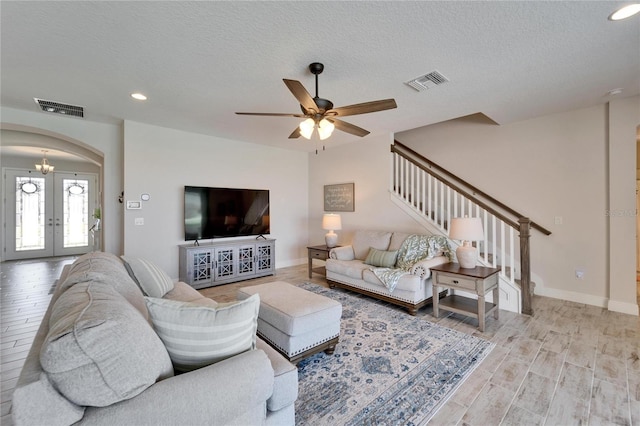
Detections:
430,263,500,332
307,245,336,278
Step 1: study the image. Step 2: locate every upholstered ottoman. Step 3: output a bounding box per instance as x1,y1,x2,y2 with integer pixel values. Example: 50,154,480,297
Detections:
237,281,341,363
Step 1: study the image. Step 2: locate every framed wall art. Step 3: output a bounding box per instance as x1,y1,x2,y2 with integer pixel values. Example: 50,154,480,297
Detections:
324,183,354,212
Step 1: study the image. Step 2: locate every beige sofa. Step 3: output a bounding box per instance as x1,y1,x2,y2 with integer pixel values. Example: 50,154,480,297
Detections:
326,230,451,315
12,252,297,426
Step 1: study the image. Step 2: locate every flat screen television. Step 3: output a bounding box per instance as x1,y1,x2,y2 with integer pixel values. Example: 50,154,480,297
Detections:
184,186,270,241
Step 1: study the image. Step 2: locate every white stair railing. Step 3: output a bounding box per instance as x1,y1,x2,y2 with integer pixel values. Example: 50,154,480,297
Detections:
391,152,518,283
390,142,551,315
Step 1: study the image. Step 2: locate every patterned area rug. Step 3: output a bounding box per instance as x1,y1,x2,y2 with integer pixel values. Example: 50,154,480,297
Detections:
295,283,494,425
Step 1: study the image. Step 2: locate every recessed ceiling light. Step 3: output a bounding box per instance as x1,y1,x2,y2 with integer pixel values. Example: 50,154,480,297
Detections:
609,3,640,20
130,93,147,101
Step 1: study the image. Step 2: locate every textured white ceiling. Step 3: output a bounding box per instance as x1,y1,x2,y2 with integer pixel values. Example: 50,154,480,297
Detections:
1,1,638,153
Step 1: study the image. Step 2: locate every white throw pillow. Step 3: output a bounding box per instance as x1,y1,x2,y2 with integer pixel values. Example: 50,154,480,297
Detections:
330,245,355,261
121,256,174,298
145,294,260,373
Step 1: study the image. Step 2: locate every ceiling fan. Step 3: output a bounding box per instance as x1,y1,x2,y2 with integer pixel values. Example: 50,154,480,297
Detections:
236,62,397,140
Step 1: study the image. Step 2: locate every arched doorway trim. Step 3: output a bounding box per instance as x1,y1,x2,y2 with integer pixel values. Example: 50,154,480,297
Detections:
1,123,104,165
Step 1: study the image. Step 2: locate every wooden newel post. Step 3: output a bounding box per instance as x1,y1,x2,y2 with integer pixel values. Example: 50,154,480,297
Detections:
519,217,533,316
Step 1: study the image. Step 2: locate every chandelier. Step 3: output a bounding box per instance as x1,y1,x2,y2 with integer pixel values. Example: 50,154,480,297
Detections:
35,150,54,175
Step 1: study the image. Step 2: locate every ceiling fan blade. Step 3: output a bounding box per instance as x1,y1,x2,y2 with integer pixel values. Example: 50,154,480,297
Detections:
328,99,397,117
283,79,318,112
235,112,304,117
288,127,301,139
329,118,370,137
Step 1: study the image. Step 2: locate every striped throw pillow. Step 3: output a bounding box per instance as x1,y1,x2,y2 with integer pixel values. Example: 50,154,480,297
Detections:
364,248,399,268
121,257,174,298
144,294,260,372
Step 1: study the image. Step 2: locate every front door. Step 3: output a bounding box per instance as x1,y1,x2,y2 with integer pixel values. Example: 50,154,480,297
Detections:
3,168,98,260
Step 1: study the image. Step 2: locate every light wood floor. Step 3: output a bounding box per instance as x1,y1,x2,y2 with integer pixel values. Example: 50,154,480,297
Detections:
1,258,638,425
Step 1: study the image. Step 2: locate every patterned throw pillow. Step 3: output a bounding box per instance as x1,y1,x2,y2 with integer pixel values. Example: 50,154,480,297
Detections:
145,294,260,373
364,248,399,268
121,257,174,298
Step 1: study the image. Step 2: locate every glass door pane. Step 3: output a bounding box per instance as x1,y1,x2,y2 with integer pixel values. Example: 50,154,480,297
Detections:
3,169,54,260
62,178,89,248
15,176,46,251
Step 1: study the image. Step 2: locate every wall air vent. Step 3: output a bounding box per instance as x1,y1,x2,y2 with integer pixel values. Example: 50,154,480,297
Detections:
34,98,84,118
405,70,449,92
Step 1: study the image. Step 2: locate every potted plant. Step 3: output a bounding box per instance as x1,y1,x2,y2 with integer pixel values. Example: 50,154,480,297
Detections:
91,208,101,231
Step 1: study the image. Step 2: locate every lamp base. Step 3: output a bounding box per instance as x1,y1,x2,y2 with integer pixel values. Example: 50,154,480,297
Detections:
325,231,338,248
456,245,478,269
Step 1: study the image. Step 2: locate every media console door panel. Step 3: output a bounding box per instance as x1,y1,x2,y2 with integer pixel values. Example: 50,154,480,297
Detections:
179,239,275,289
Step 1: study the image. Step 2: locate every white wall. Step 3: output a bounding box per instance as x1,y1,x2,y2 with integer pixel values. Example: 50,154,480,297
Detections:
607,96,640,314
308,133,436,246
122,120,309,279
396,97,639,315
1,107,123,254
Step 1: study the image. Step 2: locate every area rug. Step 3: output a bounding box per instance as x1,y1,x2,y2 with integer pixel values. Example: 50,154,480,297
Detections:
295,283,494,425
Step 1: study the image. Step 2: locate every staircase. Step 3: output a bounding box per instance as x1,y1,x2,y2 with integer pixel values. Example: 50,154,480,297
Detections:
390,142,551,315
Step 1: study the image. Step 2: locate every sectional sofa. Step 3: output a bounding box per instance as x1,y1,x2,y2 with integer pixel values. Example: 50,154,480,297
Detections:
12,252,297,425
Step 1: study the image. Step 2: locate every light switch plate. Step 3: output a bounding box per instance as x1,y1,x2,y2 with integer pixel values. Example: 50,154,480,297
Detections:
127,200,142,209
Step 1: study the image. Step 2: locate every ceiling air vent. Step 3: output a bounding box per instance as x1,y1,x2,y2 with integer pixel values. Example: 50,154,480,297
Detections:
405,70,449,92
34,98,84,118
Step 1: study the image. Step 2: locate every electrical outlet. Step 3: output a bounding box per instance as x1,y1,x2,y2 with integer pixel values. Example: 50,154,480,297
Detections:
554,216,563,225
135,217,144,226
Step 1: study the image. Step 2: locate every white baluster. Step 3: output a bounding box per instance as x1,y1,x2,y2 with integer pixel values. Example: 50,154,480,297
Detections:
509,226,515,283
426,174,431,220
390,153,395,194
446,186,451,232
500,221,506,277
420,169,427,214
411,164,418,207
483,211,489,263
492,215,497,268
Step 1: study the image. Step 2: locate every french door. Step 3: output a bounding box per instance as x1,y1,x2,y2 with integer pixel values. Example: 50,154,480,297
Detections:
3,168,98,260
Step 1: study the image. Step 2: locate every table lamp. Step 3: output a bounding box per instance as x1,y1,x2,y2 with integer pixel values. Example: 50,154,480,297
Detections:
322,214,342,248
449,217,484,268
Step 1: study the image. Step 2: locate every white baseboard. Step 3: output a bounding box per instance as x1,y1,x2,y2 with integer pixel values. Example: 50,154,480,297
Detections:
535,287,608,308
277,257,307,269
536,287,639,316
607,299,640,316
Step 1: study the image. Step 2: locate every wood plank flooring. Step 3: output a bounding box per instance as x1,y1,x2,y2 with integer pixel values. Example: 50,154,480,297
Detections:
1,257,638,425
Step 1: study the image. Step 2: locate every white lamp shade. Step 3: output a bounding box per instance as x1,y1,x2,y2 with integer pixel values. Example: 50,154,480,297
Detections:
322,213,342,231
449,217,484,241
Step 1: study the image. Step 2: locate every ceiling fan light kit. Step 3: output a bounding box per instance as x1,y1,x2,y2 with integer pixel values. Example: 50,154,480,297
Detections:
236,62,397,146
299,117,335,140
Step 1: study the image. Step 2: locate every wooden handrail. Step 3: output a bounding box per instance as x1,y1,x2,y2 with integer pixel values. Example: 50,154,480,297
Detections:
393,146,520,230
392,141,551,236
